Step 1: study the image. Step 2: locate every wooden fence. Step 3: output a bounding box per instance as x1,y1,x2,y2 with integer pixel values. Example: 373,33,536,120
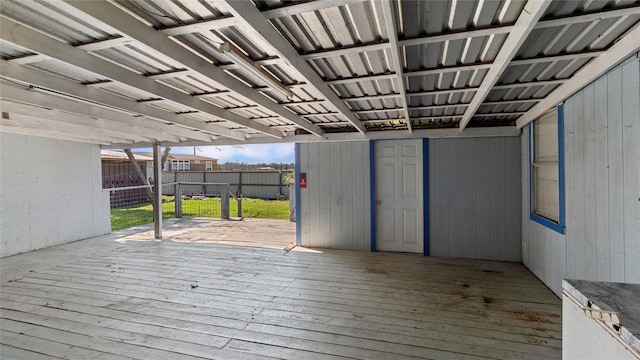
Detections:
161,170,289,200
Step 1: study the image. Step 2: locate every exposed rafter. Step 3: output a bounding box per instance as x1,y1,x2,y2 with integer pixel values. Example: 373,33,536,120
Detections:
221,0,368,134
0,16,282,139
0,84,184,144
516,23,640,128
298,3,640,62
158,15,239,36
381,0,411,132
261,0,367,19
0,60,240,141
64,0,323,137
459,0,552,131
1,100,151,144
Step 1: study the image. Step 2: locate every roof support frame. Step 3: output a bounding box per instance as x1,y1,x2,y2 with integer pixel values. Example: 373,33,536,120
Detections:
1,102,151,144
64,0,323,137
0,60,243,141
381,0,412,132
0,15,281,139
516,23,640,128
0,84,184,143
459,0,553,131
221,0,368,134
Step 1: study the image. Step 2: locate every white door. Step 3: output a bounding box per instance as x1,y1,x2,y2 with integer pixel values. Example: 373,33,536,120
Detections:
375,139,423,253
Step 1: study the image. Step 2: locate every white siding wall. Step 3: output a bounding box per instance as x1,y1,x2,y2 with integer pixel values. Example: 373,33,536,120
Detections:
430,137,522,261
298,141,371,250
522,55,640,296
0,133,110,257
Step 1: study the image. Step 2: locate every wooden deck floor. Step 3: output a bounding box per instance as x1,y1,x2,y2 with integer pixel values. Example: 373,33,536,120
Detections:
1,219,561,359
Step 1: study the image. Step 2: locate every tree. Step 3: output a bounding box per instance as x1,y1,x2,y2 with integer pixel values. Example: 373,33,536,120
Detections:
124,147,171,206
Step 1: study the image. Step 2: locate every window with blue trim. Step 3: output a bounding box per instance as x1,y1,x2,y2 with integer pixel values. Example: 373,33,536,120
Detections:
530,105,565,234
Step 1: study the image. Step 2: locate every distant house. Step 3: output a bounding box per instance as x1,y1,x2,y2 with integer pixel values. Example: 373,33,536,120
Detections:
101,150,152,188
134,152,219,172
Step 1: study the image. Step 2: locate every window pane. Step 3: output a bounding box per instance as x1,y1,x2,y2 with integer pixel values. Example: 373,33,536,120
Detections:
534,165,559,222
534,111,558,163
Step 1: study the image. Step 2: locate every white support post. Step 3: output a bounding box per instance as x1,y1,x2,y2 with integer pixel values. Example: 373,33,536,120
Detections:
153,142,163,239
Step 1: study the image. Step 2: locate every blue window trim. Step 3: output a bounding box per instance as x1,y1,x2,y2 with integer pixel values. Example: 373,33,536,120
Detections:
369,140,377,252
295,143,301,246
529,105,565,234
423,138,430,256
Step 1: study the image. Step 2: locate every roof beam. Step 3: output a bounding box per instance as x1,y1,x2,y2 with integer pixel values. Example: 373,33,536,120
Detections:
0,60,244,141
535,3,640,30
85,0,324,136
381,0,411,132
0,15,281,139
64,1,321,137
262,0,367,19
1,100,150,143
296,3,640,62
400,25,514,48
0,83,183,143
301,41,389,60
108,125,520,148
327,73,397,85
1,119,115,145
406,63,493,77
222,0,368,134
516,23,640,128
459,0,552,131
492,79,565,90
158,15,239,36
510,50,604,66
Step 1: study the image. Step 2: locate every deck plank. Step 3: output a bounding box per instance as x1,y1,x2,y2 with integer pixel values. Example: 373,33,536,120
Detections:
0,219,562,359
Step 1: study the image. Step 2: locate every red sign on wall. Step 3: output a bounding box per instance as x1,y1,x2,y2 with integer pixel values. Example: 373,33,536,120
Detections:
299,172,307,188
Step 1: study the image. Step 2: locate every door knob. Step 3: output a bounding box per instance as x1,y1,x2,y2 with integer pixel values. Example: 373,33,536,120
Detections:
376,200,382,205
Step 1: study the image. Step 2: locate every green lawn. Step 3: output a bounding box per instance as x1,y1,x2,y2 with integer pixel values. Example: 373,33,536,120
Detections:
110,197,290,231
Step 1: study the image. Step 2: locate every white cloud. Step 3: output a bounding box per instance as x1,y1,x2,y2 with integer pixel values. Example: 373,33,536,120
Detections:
171,143,294,164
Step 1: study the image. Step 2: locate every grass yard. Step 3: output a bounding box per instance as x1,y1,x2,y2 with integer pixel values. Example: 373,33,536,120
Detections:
111,197,290,231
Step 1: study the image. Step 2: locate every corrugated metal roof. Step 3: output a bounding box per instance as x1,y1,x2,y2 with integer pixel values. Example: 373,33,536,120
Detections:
1,0,639,146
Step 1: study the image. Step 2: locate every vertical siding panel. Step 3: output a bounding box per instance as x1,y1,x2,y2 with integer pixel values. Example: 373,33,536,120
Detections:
583,83,598,281
573,89,586,280
564,97,576,280
363,142,372,251
530,223,543,280
330,144,342,249
490,138,506,261
434,140,449,256
594,75,611,281
607,66,625,282
544,230,553,289
308,143,320,247
521,129,530,267
505,137,522,262
622,58,640,283
352,142,365,251
318,143,332,248
462,138,477,259
448,139,463,257
476,138,492,260
341,142,354,250
429,141,437,255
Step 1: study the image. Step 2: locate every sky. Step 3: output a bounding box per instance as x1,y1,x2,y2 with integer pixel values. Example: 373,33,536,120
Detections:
139,143,295,164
